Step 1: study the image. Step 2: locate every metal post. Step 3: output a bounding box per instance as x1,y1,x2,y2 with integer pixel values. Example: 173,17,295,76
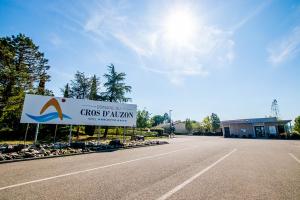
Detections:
169,110,172,138
123,126,126,144
24,123,29,145
132,126,135,140
69,125,73,145
34,123,40,144
54,124,58,144
98,126,101,145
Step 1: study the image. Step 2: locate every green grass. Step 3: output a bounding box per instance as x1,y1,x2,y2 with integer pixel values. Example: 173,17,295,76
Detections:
0,127,166,145
0,134,167,145
0,140,33,145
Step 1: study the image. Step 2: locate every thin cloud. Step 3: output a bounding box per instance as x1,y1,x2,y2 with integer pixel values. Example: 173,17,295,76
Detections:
53,1,235,85
49,33,63,47
231,0,272,33
268,26,300,65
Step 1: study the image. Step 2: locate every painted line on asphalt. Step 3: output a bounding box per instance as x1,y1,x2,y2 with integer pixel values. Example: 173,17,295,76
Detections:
289,153,300,164
0,146,195,191
156,148,237,200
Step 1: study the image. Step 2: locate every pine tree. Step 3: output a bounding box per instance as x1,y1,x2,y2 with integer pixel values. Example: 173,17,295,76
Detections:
0,34,51,129
89,75,100,100
102,64,132,138
61,83,71,98
210,113,221,133
102,64,131,102
70,71,90,99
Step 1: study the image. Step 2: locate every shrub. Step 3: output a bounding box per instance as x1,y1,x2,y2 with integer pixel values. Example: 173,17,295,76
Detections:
290,132,300,140
85,126,96,136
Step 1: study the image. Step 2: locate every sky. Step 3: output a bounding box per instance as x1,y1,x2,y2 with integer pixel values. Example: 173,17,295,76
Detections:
1,0,300,121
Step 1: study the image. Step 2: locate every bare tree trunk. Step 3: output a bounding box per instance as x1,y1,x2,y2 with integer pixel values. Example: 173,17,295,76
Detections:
76,126,80,141
103,127,108,139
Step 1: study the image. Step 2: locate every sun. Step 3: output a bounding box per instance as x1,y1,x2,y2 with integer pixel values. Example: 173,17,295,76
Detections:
163,7,197,46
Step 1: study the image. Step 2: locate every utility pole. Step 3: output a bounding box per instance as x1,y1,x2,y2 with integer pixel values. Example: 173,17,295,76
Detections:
169,110,172,138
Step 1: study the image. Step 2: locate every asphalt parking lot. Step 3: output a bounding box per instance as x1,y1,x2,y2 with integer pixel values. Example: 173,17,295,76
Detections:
0,136,299,200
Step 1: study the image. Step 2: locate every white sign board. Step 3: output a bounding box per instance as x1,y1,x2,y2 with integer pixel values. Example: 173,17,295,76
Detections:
20,94,137,127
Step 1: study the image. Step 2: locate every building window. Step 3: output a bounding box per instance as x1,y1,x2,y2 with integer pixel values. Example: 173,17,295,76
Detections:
269,126,276,135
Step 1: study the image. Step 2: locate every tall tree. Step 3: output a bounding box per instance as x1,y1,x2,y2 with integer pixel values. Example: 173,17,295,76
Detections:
136,109,151,129
68,71,90,138
61,83,71,98
210,113,221,133
185,118,193,134
102,64,132,138
151,115,165,127
70,71,90,99
102,64,132,102
89,75,100,100
163,113,170,123
294,116,300,133
85,75,101,136
202,116,211,133
0,34,51,129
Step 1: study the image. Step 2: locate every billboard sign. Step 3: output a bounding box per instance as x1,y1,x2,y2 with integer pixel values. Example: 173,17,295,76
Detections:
20,94,137,127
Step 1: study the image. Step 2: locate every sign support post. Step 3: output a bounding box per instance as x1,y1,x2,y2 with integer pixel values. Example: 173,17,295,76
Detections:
34,123,39,144
69,125,72,145
54,124,58,143
24,123,29,145
123,126,126,144
97,126,101,145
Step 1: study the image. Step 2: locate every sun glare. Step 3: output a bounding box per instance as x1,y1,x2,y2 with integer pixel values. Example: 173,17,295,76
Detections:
163,8,197,46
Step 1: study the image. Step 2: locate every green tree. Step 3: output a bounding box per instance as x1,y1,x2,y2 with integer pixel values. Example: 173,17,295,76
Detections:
210,113,221,133
136,109,151,129
151,115,165,127
185,118,193,134
89,75,100,100
68,71,90,138
0,34,51,129
61,83,71,98
163,113,170,123
202,116,211,132
102,64,132,138
85,75,101,136
70,71,90,99
0,91,25,129
102,64,132,102
294,116,300,133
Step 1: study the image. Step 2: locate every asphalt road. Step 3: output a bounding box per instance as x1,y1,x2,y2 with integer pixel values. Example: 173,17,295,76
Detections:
0,136,299,200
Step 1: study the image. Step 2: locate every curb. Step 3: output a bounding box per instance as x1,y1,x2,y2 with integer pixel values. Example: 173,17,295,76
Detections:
0,142,168,164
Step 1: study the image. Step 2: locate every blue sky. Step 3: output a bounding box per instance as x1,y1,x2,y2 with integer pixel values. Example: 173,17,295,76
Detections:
1,0,300,121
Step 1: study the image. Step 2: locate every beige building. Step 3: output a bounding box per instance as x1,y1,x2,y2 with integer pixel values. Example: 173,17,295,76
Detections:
221,117,292,138
154,121,188,134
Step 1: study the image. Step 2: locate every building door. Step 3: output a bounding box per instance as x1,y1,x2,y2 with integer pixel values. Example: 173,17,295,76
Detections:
254,126,265,138
224,127,230,137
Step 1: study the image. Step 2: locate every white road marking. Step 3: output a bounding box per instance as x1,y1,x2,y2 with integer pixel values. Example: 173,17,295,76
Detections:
289,153,300,164
0,147,195,191
156,148,237,200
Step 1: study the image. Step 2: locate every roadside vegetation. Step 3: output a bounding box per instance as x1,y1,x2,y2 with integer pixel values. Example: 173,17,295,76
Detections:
0,33,299,144
0,34,166,144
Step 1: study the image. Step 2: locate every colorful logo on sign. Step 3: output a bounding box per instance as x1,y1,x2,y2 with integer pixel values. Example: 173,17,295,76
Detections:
26,98,71,122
